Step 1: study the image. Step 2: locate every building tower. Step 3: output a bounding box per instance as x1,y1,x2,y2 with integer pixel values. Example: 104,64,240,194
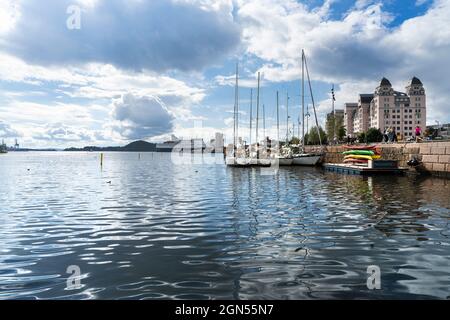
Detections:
405,77,426,136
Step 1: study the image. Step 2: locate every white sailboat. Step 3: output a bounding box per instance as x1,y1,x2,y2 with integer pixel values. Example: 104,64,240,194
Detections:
275,91,293,166
226,63,250,167
292,49,323,166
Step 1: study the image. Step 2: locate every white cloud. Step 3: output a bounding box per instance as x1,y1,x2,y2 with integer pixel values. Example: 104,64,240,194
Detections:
236,0,450,125
109,93,175,140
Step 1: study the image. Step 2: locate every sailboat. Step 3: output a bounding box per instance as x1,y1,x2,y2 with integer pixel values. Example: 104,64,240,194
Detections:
226,63,250,167
274,91,293,166
292,49,323,166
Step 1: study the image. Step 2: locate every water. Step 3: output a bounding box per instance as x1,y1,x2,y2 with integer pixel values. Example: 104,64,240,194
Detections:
0,152,449,300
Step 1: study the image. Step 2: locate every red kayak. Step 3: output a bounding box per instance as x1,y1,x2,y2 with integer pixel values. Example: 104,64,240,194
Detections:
343,158,368,164
343,145,377,150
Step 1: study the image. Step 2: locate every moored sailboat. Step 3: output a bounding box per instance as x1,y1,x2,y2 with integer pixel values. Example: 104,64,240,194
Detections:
292,49,324,166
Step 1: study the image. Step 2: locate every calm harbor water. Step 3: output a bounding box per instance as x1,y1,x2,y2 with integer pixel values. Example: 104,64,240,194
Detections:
0,152,449,300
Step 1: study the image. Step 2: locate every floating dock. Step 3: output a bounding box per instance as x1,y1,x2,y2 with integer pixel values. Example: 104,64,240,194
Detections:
323,163,408,175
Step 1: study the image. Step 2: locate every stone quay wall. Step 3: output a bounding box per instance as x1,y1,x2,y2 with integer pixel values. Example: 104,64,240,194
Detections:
304,141,450,178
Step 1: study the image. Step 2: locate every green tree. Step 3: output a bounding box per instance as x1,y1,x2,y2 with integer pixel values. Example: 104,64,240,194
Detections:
366,128,383,143
337,126,346,141
357,132,366,143
289,136,300,145
326,113,344,141
306,126,328,145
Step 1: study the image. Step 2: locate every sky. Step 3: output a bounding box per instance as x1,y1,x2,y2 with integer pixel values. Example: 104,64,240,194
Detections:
0,0,449,148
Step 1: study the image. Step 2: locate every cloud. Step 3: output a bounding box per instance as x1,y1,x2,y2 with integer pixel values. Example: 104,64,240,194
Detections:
33,123,102,142
110,93,175,140
0,0,240,72
0,121,21,138
236,0,450,124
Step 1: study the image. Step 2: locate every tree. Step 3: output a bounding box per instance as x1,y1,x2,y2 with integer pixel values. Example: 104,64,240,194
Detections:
326,113,344,142
337,126,346,141
289,136,300,145
357,132,366,143
305,126,328,145
366,128,383,143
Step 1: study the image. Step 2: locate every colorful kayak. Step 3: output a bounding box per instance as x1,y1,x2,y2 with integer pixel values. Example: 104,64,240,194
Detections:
343,158,368,164
344,145,377,150
343,150,375,156
344,154,381,161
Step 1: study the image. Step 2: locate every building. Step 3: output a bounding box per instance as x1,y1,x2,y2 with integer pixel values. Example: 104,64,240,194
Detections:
343,103,358,137
156,135,206,153
344,77,426,139
214,132,224,153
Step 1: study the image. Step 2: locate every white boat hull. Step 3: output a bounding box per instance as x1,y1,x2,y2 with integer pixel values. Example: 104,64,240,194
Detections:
226,157,250,167
277,158,293,166
292,154,321,166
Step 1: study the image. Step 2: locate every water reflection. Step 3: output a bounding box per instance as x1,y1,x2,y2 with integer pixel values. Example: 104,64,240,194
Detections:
0,152,449,299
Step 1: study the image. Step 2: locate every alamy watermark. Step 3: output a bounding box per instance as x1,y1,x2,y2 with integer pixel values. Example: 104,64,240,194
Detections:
66,265,82,290
66,5,81,30
366,265,381,290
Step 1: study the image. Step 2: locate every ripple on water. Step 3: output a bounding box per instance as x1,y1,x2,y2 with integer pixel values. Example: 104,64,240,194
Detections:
0,153,449,299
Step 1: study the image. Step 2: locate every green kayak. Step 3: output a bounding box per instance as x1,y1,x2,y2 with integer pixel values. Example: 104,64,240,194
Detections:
343,150,375,156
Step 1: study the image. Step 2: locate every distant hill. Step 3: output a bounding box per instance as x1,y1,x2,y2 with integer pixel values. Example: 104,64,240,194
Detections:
64,140,156,152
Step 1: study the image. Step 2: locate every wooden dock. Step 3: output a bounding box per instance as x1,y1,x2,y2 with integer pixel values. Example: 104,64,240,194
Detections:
323,163,408,175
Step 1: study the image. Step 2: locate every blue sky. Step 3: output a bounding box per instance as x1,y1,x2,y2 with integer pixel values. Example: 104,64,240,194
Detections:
0,0,448,148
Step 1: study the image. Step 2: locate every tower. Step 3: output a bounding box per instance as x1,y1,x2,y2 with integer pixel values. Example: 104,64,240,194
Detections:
405,77,426,135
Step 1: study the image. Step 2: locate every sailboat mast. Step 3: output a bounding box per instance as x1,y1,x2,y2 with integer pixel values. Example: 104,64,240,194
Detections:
301,50,305,148
286,92,289,144
256,72,260,158
263,104,266,140
249,88,253,154
276,91,279,145
236,63,239,148
304,51,322,146
233,63,237,155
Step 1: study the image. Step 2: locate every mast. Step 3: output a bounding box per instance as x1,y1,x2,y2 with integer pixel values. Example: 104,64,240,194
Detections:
304,50,322,146
263,104,266,140
233,63,237,156
236,63,239,150
276,91,280,145
249,88,253,155
256,72,260,159
332,84,336,142
301,50,305,148
286,92,289,144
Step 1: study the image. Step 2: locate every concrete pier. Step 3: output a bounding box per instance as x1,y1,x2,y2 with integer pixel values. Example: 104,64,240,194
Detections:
304,141,450,178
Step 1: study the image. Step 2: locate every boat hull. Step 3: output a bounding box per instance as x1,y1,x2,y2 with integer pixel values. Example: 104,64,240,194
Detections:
277,158,293,166
292,154,321,166
225,157,251,167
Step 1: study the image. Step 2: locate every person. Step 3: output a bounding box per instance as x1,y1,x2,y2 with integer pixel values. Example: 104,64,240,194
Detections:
387,127,394,143
392,127,398,143
415,126,422,142
383,128,389,143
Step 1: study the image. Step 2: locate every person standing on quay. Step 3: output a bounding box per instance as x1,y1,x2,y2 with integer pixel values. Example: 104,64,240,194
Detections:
415,126,422,142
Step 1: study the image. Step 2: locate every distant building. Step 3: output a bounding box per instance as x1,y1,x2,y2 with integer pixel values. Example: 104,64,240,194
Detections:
344,77,427,139
214,132,224,153
343,103,358,138
156,137,206,153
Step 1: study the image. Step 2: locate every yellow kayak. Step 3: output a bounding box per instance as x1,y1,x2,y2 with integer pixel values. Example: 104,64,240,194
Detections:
344,154,381,160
